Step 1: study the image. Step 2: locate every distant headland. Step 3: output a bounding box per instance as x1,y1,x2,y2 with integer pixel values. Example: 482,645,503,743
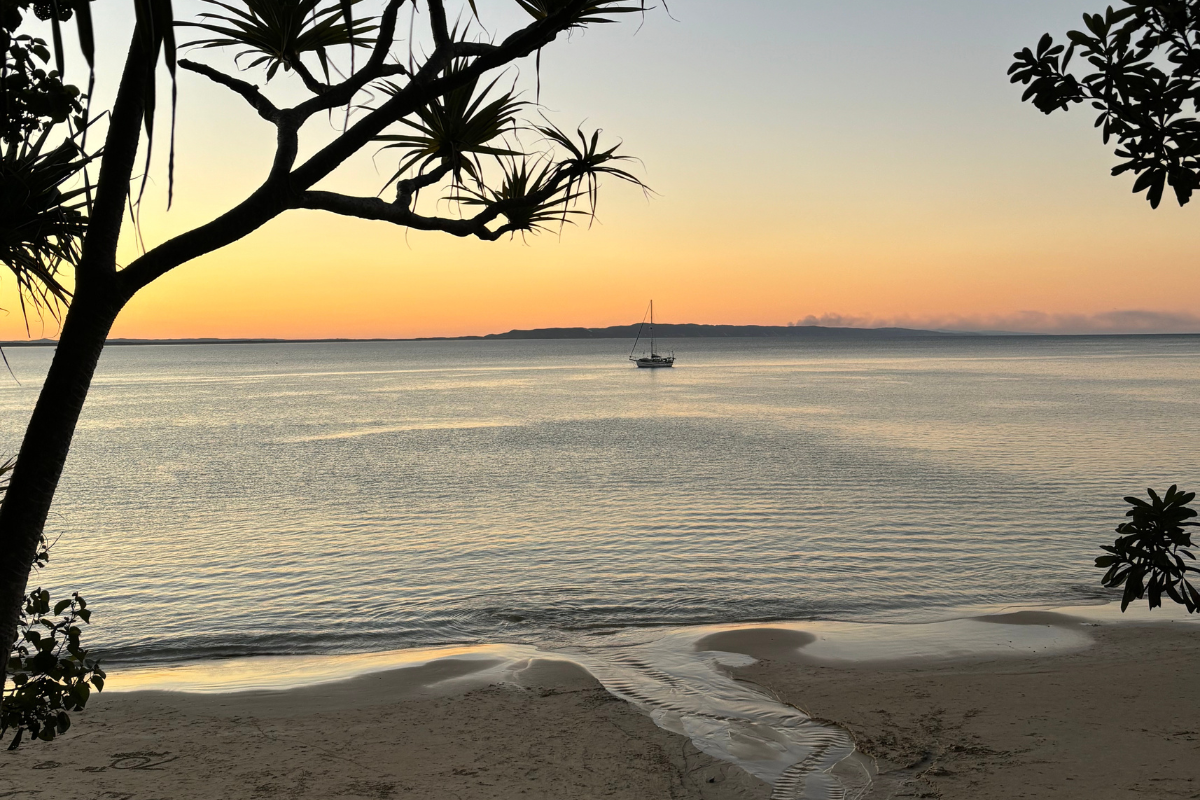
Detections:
1,324,969,346
3,324,1196,346
455,323,982,340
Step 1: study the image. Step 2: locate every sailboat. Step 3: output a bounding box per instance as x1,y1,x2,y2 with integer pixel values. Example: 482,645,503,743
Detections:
629,300,675,368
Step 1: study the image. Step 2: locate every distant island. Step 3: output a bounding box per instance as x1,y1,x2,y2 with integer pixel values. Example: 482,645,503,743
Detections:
462,323,971,340
0,324,970,347
3,324,1196,346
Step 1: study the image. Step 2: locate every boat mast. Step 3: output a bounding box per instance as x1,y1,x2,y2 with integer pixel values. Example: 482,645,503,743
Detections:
650,300,656,356
629,301,651,360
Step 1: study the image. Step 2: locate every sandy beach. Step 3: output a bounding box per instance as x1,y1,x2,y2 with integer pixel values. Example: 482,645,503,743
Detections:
1,616,1196,799
0,656,768,800
701,617,1200,799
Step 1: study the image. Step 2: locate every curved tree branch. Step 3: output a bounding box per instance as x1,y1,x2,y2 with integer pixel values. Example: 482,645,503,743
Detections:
396,163,452,207
428,0,452,53
179,59,280,122
291,59,330,95
115,111,302,297
116,1,597,296
295,189,515,239
290,7,574,191
453,42,499,58
293,0,411,116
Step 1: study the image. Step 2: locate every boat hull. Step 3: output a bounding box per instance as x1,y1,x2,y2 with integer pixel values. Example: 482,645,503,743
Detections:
634,358,674,368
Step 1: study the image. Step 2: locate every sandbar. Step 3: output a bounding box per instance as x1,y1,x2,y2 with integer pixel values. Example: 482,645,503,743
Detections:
718,620,1200,798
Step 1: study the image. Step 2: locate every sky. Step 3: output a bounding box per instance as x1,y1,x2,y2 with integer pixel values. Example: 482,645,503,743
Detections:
4,0,1199,339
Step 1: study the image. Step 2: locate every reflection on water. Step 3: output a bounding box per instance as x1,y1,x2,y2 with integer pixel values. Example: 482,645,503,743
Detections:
0,336,1198,664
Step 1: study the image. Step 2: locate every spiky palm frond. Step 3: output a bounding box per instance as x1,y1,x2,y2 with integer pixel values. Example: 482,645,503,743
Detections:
504,0,646,26
180,0,376,82
458,156,583,234
376,63,524,187
539,123,646,221
0,129,93,325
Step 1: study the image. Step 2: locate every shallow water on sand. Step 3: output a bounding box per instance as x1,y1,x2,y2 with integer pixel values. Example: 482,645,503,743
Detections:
106,606,1153,799
1,335,1199,664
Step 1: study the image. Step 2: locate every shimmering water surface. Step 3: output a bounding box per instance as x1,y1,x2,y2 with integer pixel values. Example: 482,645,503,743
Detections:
2,335,1197,664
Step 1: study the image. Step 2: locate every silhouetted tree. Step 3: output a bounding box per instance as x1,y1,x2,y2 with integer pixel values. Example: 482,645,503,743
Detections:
1097,486,1200,612
0,0,651,720
1010,1,1200,208
1011,7,1200,614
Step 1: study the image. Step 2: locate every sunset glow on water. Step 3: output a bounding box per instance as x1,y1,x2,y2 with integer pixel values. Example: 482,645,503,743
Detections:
1,335,1197,665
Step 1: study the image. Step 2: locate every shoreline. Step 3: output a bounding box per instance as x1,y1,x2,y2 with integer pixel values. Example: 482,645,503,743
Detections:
708,618,1200,799
99,600,1193,694
3,605,1197,799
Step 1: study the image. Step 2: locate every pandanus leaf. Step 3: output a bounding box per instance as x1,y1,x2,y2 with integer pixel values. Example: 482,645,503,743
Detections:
537,122,648,223
130,0,180,207
0,131,95,327
376,63,524,188
179,0,377,83
512,0,647,26
457,156,584,234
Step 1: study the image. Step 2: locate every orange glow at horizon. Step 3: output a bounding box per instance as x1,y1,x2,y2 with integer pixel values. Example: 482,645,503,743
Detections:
4,1,1200,341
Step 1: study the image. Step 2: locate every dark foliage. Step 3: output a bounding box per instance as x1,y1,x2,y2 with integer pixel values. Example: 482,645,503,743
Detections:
179,0,376,83
1009,2,1200,207
2,588,104,749
0,0,93,88
538,123,646,222
1,29,82,144
1097,485,1200,612
376,61,524,189
0,0,652,750
0,460,104,751
457,155,582,233
510,0,645,25
0,135,91,321
1,0,91,321
465,0,649,27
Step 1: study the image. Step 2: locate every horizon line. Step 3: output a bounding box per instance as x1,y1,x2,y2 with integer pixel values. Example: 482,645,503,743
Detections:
4,323,1200,346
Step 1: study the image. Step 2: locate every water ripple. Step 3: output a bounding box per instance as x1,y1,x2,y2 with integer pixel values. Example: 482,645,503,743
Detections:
0,336,1195,664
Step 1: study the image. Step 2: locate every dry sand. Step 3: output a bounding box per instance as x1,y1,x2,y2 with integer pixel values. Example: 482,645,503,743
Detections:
4,617,1197,800
0,656,769,800
702,619,1200,799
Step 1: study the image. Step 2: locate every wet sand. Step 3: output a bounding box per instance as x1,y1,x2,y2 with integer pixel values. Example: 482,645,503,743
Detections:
4,615,1197,799
703,619,1200,799
0,657,769,800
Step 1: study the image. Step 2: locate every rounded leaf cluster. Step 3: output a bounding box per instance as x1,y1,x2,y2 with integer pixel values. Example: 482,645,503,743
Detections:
1096,485,1200,612
2,32,83,144
2,589,105,750
1010,2,1200,208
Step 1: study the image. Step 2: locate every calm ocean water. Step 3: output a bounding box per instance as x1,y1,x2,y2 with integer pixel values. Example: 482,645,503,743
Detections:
1,335,1197,665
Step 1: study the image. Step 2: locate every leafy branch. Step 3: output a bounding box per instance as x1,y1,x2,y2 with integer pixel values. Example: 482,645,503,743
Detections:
0,458,104,750
1097,485,1200,612
178,0,379,87
116,0,653,295
2,588,104,749
1009,2,1200,208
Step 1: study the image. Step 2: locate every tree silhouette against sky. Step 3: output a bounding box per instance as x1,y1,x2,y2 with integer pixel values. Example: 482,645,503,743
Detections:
1010,0,1200,208
1012,1,1200,615
0,0,651,716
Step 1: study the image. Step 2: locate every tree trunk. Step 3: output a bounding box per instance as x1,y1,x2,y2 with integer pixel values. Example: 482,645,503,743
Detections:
0,26,147,700
0,284,124,691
